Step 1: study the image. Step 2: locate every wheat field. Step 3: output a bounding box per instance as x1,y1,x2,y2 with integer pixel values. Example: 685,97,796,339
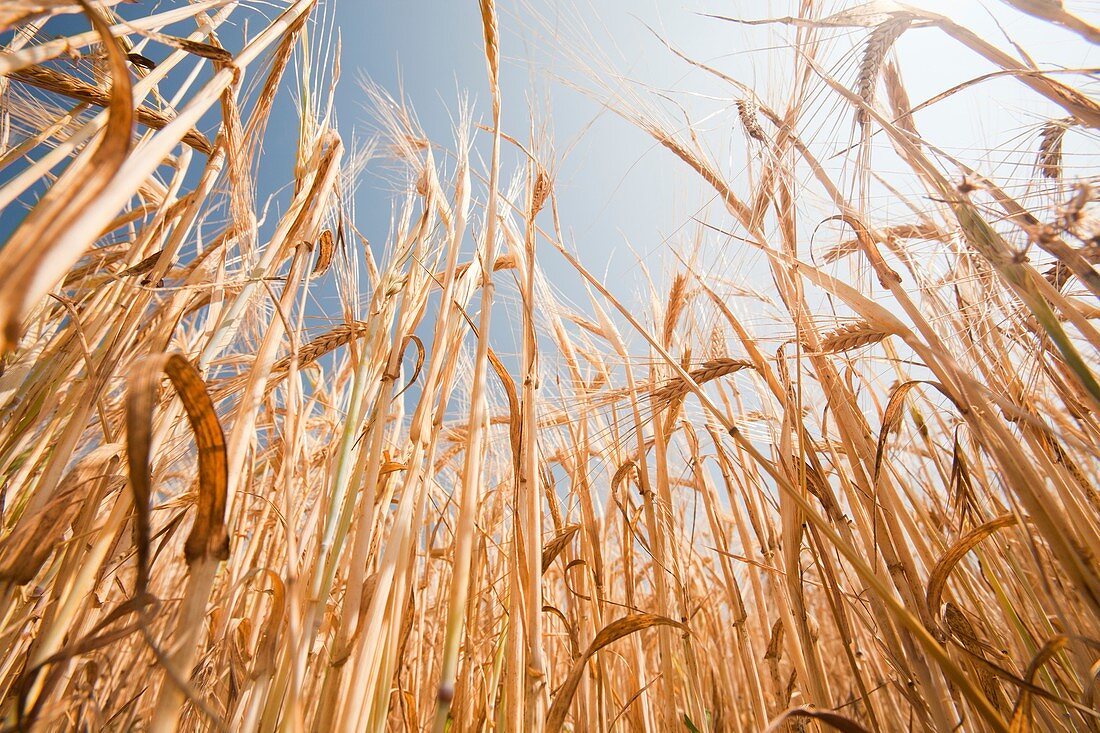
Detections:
0,0,1098,731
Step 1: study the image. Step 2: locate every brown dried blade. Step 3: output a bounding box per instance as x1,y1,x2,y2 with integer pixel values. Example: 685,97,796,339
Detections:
546,613,685,732
126,353,229,598
764,706,873,733
926,514,1019,633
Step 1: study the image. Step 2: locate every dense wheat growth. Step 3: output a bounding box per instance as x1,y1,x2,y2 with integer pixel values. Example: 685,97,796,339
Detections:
0,0,1098,731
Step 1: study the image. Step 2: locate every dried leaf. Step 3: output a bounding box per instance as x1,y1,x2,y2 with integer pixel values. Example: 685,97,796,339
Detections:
926,514,1018,628
121,249,165,278
1009,636,1069,733
764,706,873,733
546,614,685,732
126,53,156,71
394,334,425,400
312,229,335,275
126,353,229,596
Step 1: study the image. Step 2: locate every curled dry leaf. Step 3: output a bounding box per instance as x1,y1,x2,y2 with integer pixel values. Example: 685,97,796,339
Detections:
312,229,336,276
925,514,1019,632
943,602,1005,710
487,346,521,470
1008,635,1069,733
827,213,902,288
763,706,873,733
126,353,229,596
248,570,287,677
394,334,425,400
546,613,685,732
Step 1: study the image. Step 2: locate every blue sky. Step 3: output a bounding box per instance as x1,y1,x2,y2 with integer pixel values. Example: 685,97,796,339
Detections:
318,0,1093,267
2,1,1095,332
287,0,1095,334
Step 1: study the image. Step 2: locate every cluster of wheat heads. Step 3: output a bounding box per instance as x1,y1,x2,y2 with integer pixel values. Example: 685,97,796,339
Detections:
0,0,1099,731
